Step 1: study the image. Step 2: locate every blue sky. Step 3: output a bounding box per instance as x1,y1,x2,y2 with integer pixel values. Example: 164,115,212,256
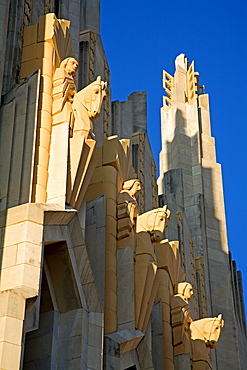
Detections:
101,1,247,309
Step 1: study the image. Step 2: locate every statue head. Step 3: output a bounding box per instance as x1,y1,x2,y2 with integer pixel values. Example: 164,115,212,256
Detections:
190,314,224,349
60,57,78,77
136,205,170,243
80,76,107,119
176,282,193,302
123,179,141,199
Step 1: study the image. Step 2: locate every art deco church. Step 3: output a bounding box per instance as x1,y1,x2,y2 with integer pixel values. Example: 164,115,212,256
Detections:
0,1,246,369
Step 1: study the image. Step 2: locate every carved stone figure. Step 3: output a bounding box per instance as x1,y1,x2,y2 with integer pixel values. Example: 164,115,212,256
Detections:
52,57,78,136
171,282,193,351
134,204,170,331
190,314,224,349
72,76,107,138
171,280,224,365
48,57,107,207
190,315,224,369
136,205,170,242
117,179,141,235
52,57,107,139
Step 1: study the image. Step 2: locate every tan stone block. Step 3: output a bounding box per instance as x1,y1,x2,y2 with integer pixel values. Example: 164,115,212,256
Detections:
37,13,57,42
134,255,150,325
172,326,183,346
106,234,116,254
105,289,117,311
39,41,54,60
117,232,135,249
178,336,191,355
105,270,117,292
198,94,209,111
141,275,160,333
104,308,117,334
163,321,173,342
86,183,104,203
39,91,52,112
137,262,157,330
4,220,43,247
0,342,21,370
117,202,129,219
164,358,174,370
20,59,41,80
117,217,132,234
105,251,117,274
103,182,117,201
41,74,53,95
1,245,17,268
163,338,174,361
106,198,116,217
103,136,119,166
6,203,44,227
135,233,155,257
36,164,48,189
41,57,54,77
192,360,210,370
23,24,38,46
191,339,210,363
156,285,170,305
92,146,103,167
120,336,143,354
106,215,116,237
21,42,52,64
39,109,52,132
162,302,171,323
22,44,40,63
37,127,51,150
16,242,42,267
0,291,26,320
38,145,50,169
157,268,170,288
155,241,183,286
1,264,40,296
90,166,117,186
0,316,23,345
34,184,47,203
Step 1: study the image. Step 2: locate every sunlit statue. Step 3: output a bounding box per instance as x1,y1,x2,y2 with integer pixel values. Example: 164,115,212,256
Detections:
171,282,193,350
52,57,107,139
117,179,141,240
190,314,224,349
171,280,224,366
72,76,107,138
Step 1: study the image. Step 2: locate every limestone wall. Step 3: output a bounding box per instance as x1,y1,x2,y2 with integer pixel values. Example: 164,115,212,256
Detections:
158,54,246,370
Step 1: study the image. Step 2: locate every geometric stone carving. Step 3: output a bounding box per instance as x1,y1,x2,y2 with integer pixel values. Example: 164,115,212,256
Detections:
135,205,171,333
117,179,140,243
190,315,224,370
171,282,193,354
162,70,173,112
190,314,224,349
47,56,106,209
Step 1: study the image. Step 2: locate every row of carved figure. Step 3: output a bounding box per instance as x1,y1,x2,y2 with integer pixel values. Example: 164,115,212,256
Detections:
52,56,107,139
117,178,224,365
52,57,224,364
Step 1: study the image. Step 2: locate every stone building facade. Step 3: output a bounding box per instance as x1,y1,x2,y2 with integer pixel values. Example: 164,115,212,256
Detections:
0,1,246,369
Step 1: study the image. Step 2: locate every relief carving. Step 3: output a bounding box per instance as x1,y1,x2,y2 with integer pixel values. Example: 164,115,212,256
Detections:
171,282,193,351
171,281,224,368
52,57,107,139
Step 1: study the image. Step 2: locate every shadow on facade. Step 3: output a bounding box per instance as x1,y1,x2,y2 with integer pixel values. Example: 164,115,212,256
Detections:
158,107,247,367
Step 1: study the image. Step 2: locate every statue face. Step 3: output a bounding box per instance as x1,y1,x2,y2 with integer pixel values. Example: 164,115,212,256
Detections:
130,181,141,198
184,284,193,300
66,58,78,76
